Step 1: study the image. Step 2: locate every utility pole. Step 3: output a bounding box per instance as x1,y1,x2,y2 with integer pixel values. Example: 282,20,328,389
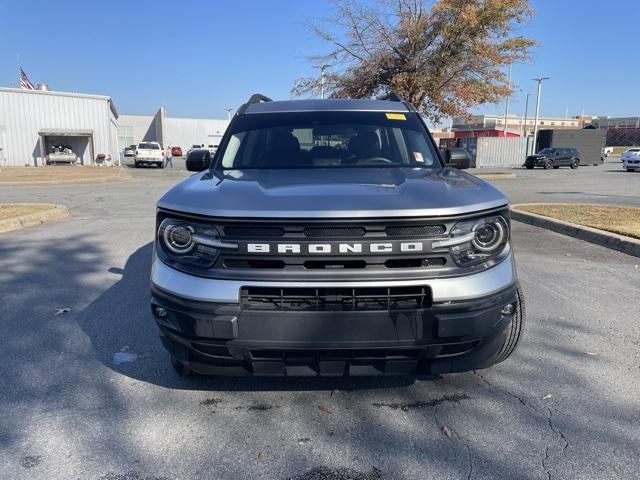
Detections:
522,93,531,137
225,108,233,121
532,77,550,154
314,64,330,99
523,93,532,155
503,65,512,136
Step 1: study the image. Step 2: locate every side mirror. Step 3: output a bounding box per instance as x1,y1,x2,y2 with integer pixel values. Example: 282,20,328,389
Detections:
445,149,471,169
186,155,209,172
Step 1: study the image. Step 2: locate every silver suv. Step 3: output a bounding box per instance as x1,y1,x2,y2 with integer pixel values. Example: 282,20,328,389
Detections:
150,94,525,377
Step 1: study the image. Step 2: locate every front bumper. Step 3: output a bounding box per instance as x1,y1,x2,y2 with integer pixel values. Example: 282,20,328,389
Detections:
136,158,163,163
525,157,547,167
623,159,639,169
150,254,519,376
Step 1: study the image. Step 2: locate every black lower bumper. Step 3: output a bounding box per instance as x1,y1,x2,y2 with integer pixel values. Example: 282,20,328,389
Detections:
150,284,518,376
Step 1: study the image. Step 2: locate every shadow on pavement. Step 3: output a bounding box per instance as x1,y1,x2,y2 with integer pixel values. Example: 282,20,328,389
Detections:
79,242,435,392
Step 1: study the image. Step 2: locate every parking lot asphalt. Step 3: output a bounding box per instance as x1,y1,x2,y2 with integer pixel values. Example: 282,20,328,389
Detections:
478,158,640,208
0,160,639,480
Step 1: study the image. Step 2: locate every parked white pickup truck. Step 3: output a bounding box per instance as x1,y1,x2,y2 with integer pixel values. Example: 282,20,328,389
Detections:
135,142,164,168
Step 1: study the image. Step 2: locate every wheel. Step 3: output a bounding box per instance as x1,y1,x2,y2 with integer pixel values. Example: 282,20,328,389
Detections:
570,159,579,169
158,162,164,169
627,168,636,172
134,161,139,168
544,160,553,170
526,165,534,170
553,166,560,169
494,285,526,364
170,355,194,377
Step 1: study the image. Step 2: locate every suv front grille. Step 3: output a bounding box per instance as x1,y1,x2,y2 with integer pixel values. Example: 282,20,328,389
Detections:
240,286,431,312
216,219,452,274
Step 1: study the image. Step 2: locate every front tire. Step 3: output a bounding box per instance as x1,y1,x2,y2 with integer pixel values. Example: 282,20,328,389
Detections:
494,285,526,364
526,165,534,170
627,168,636,172
544,160,553,170
571,159,579,169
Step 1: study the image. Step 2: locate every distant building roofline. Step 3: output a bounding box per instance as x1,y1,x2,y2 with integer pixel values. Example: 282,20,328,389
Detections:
0,86,118,118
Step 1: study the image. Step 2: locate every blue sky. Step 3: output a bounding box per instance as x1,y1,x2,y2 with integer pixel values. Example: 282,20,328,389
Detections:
1,0,638,121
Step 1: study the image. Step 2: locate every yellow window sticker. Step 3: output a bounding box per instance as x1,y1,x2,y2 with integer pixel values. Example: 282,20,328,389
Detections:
385,113,406,120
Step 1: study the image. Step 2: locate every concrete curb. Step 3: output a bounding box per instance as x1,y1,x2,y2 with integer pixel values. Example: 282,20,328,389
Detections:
0,204,70,234
511,204,640,258
475,173,518,180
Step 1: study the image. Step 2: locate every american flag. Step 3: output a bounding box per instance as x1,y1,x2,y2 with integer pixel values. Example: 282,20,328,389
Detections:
19,67,35,90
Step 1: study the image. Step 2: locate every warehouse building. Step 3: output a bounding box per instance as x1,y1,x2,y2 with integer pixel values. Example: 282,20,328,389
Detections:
0,87,118,166
118,108,229,153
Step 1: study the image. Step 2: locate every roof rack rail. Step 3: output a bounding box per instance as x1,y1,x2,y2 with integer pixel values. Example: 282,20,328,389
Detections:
377,90,418,113
377,91,404,102
237,93,273,115
247,93,273,104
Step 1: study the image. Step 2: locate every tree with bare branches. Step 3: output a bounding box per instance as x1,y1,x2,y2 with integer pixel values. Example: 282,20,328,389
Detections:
292,0,536,122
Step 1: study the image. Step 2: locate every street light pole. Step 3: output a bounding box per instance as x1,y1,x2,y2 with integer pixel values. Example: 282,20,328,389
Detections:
225,108,233,121
522,93,532,137
503,65,512,136
532,77,550,154
523,93,532,155
314,64,330,99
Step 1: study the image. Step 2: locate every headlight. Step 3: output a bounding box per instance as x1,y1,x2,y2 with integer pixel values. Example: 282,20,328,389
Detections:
433,215,509,267
157,218,237,269
163,223,196,254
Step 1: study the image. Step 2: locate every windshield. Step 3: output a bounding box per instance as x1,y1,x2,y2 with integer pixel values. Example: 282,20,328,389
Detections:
138,143,159,150
217,111,440,169
538,148,555,154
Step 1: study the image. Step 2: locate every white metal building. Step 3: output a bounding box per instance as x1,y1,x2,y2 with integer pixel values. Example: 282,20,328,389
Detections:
118,108,229,153
0,87,119,166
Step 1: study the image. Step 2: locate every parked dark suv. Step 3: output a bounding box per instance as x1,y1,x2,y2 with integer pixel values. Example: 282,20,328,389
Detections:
525,147,580,169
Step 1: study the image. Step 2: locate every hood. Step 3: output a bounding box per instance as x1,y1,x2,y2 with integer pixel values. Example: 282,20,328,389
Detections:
157,167,508,218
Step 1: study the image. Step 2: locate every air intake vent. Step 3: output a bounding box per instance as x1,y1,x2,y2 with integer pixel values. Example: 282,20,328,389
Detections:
304,227,366,238
384,257,446,269
385,225,446,237
240,286,431,311
224,226,284,237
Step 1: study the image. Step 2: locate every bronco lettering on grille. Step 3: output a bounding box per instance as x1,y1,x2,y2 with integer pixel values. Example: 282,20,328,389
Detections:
245,242,427,254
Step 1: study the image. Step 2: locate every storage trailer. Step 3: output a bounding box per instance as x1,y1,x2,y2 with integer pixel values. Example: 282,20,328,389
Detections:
537,129,605,166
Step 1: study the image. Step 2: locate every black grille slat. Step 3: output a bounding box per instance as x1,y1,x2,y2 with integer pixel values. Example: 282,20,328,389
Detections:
250,349,422,361
385,225,445,237
240,286,431,312
304,227,366,238
224,226,284,237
